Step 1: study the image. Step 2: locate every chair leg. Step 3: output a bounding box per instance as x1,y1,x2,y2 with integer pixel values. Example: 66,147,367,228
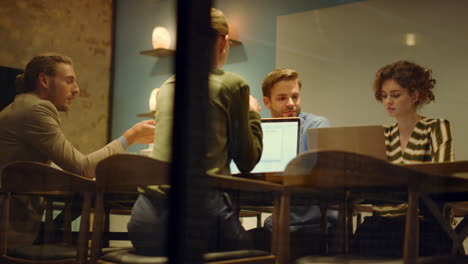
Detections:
104,207,111,248
272,191,290,264
77,192,92,264
336,199,347,254
90,192,105,264
345,196,353,254
256,213,262,228
319,205,328,254
63,197,73,244
403,184,419,264
0,193,11,255
44,198,54,243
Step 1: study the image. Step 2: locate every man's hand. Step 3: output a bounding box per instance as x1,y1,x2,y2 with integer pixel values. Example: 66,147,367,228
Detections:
123,120,155,146
249,95,261,113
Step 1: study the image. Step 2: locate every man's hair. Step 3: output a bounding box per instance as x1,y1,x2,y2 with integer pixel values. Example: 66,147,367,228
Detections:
15,53,73,94
210,8,229,36
373,60,435,106
262,68,302,97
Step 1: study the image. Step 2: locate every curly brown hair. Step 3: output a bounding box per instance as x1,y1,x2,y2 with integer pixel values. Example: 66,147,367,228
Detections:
373,60,436,106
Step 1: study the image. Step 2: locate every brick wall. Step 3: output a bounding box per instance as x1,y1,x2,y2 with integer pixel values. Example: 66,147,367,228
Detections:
0,0,113,153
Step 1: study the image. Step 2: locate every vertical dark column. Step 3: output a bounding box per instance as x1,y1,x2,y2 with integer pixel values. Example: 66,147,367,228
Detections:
107,0,117,143
168,0,213,263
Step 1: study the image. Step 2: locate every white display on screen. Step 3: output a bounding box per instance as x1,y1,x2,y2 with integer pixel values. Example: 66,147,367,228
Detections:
230,120,299,174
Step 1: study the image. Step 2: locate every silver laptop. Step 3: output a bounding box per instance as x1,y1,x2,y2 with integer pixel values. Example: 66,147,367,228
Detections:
307,125,387,160
230,117,300,174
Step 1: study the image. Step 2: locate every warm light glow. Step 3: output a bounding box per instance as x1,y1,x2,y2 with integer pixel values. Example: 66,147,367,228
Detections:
225,13,242,41
405,33,416,46
228,24,239,41
152,26,170,49
149,88,160,111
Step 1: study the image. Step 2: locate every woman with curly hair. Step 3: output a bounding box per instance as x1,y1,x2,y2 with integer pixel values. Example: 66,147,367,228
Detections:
352,61,455,257
373,60,454,163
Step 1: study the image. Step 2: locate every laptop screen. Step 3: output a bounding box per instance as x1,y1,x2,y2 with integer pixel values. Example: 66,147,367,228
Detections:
230,117,300,174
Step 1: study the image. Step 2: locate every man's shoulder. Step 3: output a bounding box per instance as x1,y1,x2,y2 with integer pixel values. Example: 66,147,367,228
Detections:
23,93,57,113
7,93,58,119
299,112,330,128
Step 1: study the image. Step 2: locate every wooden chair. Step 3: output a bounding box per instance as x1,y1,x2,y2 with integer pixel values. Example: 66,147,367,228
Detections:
0,161,94,264
90,153,280,264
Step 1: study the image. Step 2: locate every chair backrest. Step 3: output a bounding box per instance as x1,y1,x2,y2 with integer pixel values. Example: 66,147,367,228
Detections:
95,154,170,193
1,161,95,193
90,154,170,263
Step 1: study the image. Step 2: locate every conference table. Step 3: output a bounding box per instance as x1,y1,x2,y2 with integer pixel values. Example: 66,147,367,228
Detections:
247,150,468,264
15,150,464,264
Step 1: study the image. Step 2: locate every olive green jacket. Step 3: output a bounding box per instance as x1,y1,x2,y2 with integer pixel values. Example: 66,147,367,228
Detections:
144,69,263,196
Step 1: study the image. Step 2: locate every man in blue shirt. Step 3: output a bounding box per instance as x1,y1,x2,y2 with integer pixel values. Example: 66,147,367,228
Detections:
261,68,337,234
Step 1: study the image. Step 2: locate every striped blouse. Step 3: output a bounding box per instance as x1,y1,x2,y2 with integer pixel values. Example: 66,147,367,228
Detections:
384,117,454,164
374,118,455,217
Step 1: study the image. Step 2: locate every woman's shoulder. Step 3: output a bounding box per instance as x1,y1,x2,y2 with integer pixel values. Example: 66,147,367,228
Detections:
419,117,451,127
215,70,247,86
210,70,250,96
